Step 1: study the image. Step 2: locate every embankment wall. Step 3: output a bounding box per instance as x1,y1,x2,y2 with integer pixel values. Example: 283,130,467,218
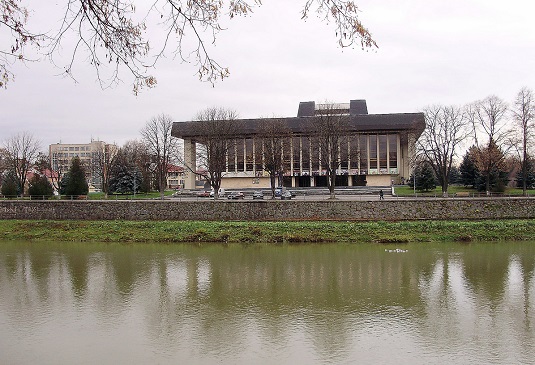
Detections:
1,199,534,221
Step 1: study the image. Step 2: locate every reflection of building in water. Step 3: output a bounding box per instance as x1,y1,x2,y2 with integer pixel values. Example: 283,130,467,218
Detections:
172,100,426,189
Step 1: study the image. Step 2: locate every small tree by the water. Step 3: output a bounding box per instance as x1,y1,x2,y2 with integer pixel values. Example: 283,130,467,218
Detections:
1,171,20,197
60,157,89,197
409,163,437,192
28,174,53,198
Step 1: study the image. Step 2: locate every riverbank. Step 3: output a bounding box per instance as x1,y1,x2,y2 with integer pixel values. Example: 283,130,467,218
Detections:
1,220,535,243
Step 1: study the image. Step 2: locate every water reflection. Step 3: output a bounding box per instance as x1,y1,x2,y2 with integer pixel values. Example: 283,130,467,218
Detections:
0,242,534,364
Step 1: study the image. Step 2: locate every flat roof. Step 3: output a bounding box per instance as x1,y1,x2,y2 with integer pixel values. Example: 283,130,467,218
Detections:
172,113,426,140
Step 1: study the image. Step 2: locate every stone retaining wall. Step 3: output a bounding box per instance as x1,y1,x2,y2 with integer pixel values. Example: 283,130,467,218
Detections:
1,198,534,221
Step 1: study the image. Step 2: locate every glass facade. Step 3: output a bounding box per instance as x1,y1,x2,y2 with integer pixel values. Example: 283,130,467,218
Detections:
220,133,399,181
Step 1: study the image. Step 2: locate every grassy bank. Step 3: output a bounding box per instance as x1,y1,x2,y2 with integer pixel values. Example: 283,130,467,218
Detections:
2,220,535,244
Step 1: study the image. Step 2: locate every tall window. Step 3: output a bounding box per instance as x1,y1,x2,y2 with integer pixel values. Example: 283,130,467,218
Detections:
379,134,388,170
236,139,245,172
301,137,311,171
350,136,359,169
388,134,398,170
359,134,368,173
227,139,235,172
245,138,254,172
292,137,301,172
369,135,377,171
339,136,349,170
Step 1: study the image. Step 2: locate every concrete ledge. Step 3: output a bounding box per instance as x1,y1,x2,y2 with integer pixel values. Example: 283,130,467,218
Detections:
1,199,534,221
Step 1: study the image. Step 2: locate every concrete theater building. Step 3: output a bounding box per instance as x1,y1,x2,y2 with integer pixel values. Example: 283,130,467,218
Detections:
172,100,425,190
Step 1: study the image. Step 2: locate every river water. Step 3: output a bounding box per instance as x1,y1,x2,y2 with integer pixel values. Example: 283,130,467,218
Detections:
1,241,534,364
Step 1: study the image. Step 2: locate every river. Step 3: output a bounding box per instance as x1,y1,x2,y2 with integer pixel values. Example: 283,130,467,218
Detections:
1,241,534,364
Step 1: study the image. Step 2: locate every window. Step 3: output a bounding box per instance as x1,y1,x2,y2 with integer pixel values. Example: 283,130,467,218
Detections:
236,139,245,172
369,135,377,171
379,134,388,170
227,140,235,172
388,134,398,170
359,135,368,173
245,138,254,172
292,137,301,172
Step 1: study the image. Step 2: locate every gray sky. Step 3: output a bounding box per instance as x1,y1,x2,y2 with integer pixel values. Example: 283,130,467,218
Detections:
2,0,535,152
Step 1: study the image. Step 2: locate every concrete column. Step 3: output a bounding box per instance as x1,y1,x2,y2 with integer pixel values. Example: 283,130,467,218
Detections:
183,138,196,190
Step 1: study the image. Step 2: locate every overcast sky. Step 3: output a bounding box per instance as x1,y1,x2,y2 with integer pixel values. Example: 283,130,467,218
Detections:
2,0,535,152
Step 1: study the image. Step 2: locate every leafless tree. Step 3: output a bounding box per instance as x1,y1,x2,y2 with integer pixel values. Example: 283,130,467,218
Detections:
0,0,45,88
2,131,41,195
310,102,350,199
418,105,469,196
91,143,119,197
1,0,376,92
467,95,511,193
510,87,535,196
141,114,180,199
256,118,292,198
190,107,239,199
121,139,153,192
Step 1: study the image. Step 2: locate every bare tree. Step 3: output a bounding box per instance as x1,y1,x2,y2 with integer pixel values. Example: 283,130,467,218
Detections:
510,87,535,196
418,105,469,196
1,1,376,91
467,95,510,193
0,0,44,88
91,143,119,197
191,107,239,199
256,118,292,198
141,114,180,199
121,139,153,193
310,102,350,199
2,131,41,195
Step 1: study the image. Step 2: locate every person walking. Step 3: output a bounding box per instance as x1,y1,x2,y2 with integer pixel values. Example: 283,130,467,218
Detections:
379,189,384,200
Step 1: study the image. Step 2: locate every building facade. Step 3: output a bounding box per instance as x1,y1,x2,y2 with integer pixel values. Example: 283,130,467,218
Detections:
49,140,117,191
172,100,426,190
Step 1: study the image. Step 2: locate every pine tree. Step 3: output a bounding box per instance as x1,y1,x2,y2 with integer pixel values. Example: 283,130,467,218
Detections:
1,171,20,197
61,157,89,197
517,158,535,190
109,164,143,194
416,162,437,192
459,147,479,188
28,174,54,198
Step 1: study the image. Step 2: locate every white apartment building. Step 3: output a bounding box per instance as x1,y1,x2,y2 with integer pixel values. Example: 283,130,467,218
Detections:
49,140,116,190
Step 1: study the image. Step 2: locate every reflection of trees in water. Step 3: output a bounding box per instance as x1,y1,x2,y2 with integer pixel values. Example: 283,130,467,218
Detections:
1,241,535,363
417,244,535,364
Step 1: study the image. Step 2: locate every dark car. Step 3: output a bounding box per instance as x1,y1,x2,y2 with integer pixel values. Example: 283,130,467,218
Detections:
252,191,264,200
227,192,245,200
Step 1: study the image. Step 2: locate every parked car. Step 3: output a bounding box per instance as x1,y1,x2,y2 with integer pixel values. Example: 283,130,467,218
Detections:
228,191,245,200
196,190,210,197
281,190,292,200
209,188,226,198
252,191,264,200
275,188,295,199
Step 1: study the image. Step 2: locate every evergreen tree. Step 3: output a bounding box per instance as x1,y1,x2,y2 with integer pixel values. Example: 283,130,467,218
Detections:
109,164,143,194
448,166,461,185
61,157,89,196
1,171,20,197
476,167,509,193
416,162,437,192
517,157,535,190
28,174,54,198
408,162,437,192
459,147,479,188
